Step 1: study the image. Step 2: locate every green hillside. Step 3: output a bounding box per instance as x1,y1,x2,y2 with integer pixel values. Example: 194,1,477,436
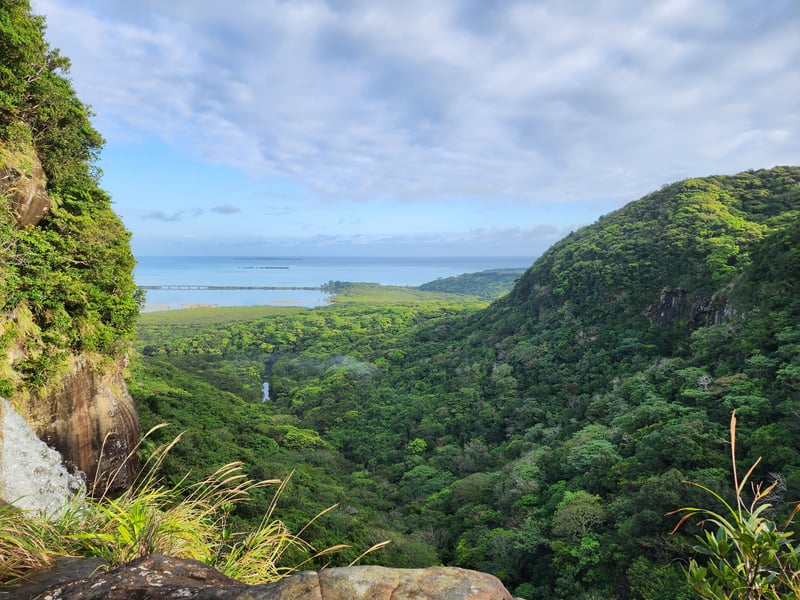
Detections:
501,168,798,335
417,268,526,299
130,167,800,598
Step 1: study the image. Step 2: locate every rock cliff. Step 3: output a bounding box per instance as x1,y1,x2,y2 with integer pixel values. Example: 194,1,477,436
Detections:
0,138,140,497
0,210,140,497
0,141,50,228
13,355,140,496
0,2,141,500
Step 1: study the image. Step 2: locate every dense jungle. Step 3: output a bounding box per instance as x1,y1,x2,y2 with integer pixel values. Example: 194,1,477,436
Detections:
131,166,800,598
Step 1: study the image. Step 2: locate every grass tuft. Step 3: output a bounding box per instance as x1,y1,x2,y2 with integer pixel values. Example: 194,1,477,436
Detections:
0,503,59,583
0,424,386,586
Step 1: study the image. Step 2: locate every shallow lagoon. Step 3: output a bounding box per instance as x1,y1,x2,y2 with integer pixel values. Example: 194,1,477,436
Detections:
136,255,530,310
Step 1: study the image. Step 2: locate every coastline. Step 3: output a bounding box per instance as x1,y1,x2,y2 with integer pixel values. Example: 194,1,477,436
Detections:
142,302,219,312
135,256,531,312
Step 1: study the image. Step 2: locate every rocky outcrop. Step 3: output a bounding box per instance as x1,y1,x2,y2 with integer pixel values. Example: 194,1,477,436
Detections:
0,141,50,227
0,141,140,498
1,309,140,500
21,554,514,600
16,355,140,497
1,304,140,499
646,287,734,328
0,9,141,514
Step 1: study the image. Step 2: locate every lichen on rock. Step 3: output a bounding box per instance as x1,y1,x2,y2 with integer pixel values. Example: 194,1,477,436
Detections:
20,554,515,600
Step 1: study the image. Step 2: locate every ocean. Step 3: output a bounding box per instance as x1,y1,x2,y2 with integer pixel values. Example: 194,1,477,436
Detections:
135,256,531,311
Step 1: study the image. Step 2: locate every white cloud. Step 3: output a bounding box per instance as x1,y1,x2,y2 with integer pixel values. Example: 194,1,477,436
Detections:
34,0,800,207
141,209,202,222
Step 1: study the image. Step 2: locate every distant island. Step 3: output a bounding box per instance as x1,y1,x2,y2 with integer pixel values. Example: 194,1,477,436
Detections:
238,265,290,269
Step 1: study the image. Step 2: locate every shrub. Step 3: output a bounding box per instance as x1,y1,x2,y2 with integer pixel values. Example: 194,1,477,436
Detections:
671,412,800,599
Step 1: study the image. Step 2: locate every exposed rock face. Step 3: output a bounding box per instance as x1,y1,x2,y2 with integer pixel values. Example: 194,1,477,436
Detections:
646,287,734,328
0,137,140,500
27,554,514,600
0,141,50,227
17,356,140,497
0,143,140,498
0,14,141,512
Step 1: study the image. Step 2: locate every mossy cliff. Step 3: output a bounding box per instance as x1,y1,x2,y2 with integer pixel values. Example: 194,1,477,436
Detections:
0,1,141,494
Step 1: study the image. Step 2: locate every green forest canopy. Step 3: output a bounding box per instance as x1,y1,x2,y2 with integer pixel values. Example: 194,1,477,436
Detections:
131,167,800,599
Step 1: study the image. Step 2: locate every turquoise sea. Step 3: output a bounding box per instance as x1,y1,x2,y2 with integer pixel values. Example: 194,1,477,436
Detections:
136,256,531,311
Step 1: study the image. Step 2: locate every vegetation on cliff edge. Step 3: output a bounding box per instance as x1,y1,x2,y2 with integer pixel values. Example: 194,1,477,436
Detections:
0,1,140,394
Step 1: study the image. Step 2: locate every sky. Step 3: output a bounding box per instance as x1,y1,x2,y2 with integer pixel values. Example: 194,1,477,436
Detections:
30,0,800,258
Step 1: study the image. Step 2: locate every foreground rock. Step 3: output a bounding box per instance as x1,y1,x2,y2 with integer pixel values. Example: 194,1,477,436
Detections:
0,558,108,600
27,554,513,599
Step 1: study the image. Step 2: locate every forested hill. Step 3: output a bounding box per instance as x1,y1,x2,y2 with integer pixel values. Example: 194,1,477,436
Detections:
417,269,526,300
357,166,800,597
493,166,799,340
393,166,800,596
131,166,800,598
458,166,800,430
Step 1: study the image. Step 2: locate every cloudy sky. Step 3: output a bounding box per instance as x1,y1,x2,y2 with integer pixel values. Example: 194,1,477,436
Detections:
31,0,799,257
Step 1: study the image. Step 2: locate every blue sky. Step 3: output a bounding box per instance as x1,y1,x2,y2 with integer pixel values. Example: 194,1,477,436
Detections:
32,0,799,257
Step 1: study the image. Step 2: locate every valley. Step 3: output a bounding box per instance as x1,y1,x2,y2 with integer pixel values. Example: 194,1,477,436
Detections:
129,170,800,598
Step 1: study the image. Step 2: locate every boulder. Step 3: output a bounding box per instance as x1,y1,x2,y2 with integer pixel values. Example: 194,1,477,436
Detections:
0,558,108,600
0,141,50,227
26,554,514,599
315,564,512,599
